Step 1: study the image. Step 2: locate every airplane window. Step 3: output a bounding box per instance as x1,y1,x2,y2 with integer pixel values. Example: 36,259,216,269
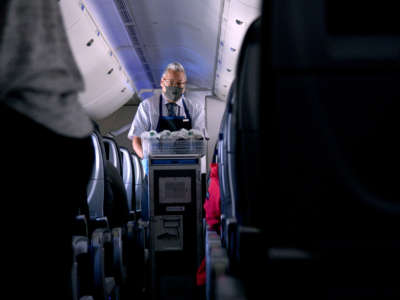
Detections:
326,1,399,35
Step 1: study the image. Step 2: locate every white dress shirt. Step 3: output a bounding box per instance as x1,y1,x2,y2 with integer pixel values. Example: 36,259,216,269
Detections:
128,92,206,139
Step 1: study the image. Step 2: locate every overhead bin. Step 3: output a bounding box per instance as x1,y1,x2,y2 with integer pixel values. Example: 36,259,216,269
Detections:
60,0,135,119
214,0,261,100
84,0,156,91
59,0,81,30
83,73,133,120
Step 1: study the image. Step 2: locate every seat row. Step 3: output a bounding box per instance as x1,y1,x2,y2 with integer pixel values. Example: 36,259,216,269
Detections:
206,1,400,299
71,128,148,300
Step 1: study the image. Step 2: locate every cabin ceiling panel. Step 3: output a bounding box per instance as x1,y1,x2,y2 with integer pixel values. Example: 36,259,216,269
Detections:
126,0,222,89
144,46,213,88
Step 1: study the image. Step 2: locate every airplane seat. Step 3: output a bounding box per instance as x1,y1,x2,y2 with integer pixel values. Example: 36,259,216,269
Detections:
203,93,238,300
103,159,131,288
232,15,262,231
232,0,400,298
119,146,137,217
131,152,145,216
86,129,121,299
103,136,123,178
101,137,129,228
71,233,94,300
224,22,263,294
118,147,149,297
87,131,107,224
217,102,229,244
103,159,130,228
260,0,400,238
223,81,239,265
100,136,134,290
130,152,149,295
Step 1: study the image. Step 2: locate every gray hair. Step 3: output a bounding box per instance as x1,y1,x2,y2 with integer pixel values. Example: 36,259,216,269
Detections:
161,62,187,80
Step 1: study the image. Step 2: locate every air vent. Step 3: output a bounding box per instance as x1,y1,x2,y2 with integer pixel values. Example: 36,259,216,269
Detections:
86,39,94,47
113,0,156,87
126,25,140,45
113,0,133,23
107,68,114,75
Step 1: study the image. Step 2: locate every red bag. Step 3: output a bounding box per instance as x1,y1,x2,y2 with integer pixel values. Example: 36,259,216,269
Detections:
196,257,206,286
197,163,221,286
204,163,221,232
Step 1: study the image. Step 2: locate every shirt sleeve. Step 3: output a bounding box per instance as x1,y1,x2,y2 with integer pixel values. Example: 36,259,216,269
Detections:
127,101,151,139
191,102,209,138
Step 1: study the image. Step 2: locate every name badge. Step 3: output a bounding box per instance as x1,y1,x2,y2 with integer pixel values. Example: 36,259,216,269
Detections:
183,119,189,122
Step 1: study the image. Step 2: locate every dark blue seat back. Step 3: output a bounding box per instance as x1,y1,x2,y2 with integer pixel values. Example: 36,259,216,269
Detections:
131,153,144,213
120,146,136,213
103,136,123,177
232,17,262,229
259,0,400,240
87,131,106,218
230,1,400,297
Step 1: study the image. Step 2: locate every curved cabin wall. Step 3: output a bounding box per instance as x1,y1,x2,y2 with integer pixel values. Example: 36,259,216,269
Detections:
59,0,135,120
214,0,261,100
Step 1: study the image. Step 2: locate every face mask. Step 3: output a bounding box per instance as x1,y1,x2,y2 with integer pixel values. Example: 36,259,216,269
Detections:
164,86,183,102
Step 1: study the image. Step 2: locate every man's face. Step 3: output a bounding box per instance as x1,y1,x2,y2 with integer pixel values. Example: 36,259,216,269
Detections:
160,70,186,97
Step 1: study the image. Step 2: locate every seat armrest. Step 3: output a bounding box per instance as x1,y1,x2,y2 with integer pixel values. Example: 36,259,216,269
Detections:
226,218,237,261
135,209,142,220
206,230,221,251
112,227,127,284
205,233,229,300
128,210,136,221
71,236,90,300
74,215,89,237
72,236,89,259
91,228,115,299
216,275,246,300
136,219,149,249
104,277,116,297
89,217,110,234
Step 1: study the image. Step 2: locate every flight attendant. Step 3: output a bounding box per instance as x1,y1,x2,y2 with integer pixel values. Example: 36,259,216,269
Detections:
128,62,206,158
127,62,206,219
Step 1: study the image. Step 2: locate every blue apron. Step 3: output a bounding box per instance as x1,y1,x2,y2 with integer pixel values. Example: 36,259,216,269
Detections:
156,95,193,132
